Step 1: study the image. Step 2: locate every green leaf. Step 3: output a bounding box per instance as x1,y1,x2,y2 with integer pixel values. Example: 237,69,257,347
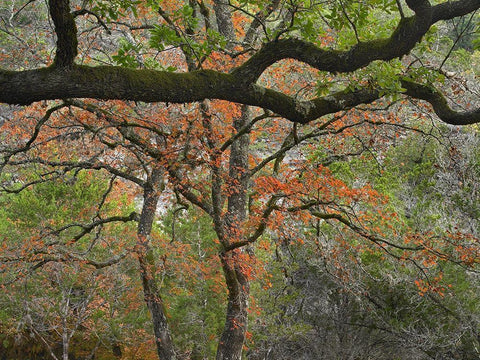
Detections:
149,25,182,51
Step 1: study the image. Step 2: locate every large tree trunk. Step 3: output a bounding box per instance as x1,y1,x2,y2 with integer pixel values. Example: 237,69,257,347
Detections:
216,250,250,360
136,167,176,360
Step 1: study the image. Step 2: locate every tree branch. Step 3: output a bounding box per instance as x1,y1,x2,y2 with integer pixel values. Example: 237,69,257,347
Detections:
402,79,480,125
232,0,478,83
50,211,139,242
1,103,68,167
72,8,111,34
0,0,478,125
0,66,381,122
0,65,478,126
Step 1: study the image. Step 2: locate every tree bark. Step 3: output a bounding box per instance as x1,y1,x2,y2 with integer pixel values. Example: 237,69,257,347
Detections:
216,250,250,360
1,65,478,125
216,106,251,360
212,0,235,45
48,0,77,67
136,166,176,360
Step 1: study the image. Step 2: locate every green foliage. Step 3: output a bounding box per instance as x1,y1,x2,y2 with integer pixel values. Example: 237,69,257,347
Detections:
87,0,141,20
450,48,474,69
155,207,226,358
356,59,405,97
287,3,327,43
112,38,143,68
378,128,479,233
326,0,396,31
322,0,398,48
149,24,183,52
0,168,144,359
148,5,226,61
250,126,480,358
447,13,480,52
406,65,445,85
1,171,97,236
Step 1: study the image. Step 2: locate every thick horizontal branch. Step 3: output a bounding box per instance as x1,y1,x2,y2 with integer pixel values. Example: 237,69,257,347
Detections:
0,65,380,123
0,66,234,105
432,0,480,23
0,0,477,128
1,65,477,126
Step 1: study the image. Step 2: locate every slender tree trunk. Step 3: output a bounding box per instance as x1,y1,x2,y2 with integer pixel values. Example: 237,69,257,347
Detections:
61,290,70,360
216,250,250,360
216,106,251,360
137,252,175,360
136,166,176,360
212,0,236,47
62,320,69,360
62,331,69,360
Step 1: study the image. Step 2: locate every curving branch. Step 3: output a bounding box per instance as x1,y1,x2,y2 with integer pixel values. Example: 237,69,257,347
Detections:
231,0,479,83
224,205,423,253
402,79,480,126
49,211,139,242
3,158,147,188
1,103,68,167
0,65,478,126
72,8,111,34
308,210,422,252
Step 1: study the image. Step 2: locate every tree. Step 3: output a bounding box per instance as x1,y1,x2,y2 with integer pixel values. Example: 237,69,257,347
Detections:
0,0,478,126
1,1,480,359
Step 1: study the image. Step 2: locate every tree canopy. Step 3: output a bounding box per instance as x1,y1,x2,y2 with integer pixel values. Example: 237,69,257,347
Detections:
0,0,479,124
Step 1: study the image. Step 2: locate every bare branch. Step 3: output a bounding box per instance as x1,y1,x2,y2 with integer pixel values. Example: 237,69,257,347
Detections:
72,8,111,35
